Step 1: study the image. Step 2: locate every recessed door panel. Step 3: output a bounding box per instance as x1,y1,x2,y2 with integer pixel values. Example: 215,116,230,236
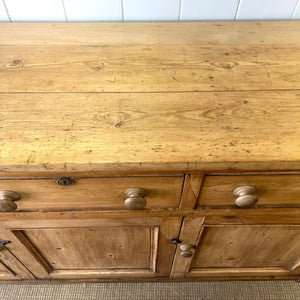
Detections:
171,217,300,279
4,217,181,279
24,226,155,270
194,225,300,269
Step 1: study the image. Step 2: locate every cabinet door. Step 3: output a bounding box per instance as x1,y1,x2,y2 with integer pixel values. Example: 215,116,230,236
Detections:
0,245,34,280
0,225,34,280
171,217,300,279
2,217,181,279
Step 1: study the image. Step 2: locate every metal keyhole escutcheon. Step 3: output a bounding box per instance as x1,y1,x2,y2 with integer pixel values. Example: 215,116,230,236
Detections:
57,177,75,186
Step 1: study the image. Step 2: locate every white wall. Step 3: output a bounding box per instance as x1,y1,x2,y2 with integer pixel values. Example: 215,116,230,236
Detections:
0,0,300,22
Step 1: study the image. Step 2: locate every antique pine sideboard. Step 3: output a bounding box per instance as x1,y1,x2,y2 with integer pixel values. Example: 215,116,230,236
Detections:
0,22,299,282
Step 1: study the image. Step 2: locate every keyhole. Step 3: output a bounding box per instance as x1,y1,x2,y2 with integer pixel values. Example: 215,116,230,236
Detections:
57,177,75,186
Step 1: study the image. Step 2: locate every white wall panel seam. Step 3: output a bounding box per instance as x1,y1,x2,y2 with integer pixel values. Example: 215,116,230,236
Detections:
234,0,242,21
121,0,125,22
178,0,183,21
61,0,68,22
291,0,300,19
2,0,11,21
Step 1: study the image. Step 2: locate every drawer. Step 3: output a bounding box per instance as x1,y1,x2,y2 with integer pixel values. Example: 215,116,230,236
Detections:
197,174,300,208
0,176,184,212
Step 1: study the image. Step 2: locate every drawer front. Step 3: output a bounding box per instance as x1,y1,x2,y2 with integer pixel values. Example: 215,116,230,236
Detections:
197,175,300,208
0,176,183,211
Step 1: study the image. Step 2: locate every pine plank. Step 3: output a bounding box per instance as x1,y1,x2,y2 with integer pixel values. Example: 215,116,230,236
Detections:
0,91,299,172
1,44,300,92
1,22,300,45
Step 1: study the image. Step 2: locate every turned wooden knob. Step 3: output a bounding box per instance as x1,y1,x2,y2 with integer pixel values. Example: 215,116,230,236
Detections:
233,185,258,208
0,191,21,212
124,188,147,209
180,244,194,258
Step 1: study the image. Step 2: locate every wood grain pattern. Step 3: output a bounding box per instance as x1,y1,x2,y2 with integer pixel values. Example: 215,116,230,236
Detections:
0,222,48,278
150,227,159,273
193,225,300,269
0,260,13,276
1,22,300,45
204,215,300,225
0,21,299,282
1,44,300,93
0,92,299,173
0,246,33,279
2,162,299,174
48,269,155,279
24,227,153,270
3,217,181,279
198,175,300,207
187,268,290,278
0,176,183,211
179,174,204,210
174,221,300,278
4,217,162,230
1,275,299,283
2,207,300,222
155,217,182,276
170,217,205,278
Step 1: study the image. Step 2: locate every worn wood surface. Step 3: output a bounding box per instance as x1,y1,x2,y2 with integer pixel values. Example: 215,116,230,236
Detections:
198,175,300,207
2,207,300,221
4,217,162,230
194,225,300,269
184,224,300,278
0,22,300,172
171,217,205,278
185,268,291,278
0,246,34,279
1,22,300,45
0,176,183,211
156,217,182,276
0,22,300,282
179,174,204,210
25,227,154,269
0,223,48,278
0,92,299,173
1,44,300,93
172,219,300,278
2,217,181,279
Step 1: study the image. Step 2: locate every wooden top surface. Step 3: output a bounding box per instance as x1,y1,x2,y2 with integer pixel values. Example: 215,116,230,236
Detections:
0,22,299,173
1,22,300,45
